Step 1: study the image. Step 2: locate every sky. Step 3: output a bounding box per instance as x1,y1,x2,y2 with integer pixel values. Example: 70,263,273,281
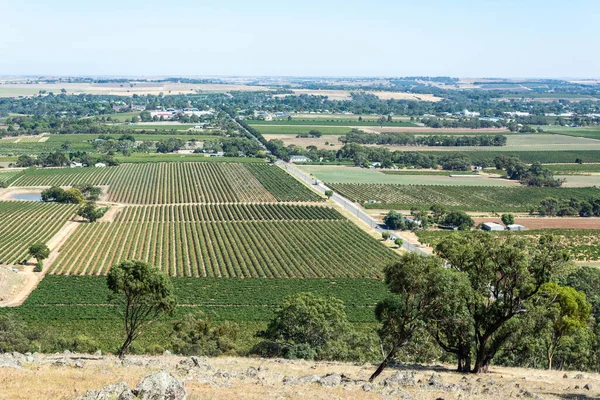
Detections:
1,0,599,78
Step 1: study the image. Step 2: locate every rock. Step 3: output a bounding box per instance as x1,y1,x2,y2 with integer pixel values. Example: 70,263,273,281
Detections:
428,373,443,387
135,370,186,400
94,350,102,356
246,366,258,378
282,376,299,385
74,361,84,369
298,374,321,384
53,358,69,367
383,371,416,387
362,383,374,392
575,373,585,380
584,384,594,391
163,350,171,356
177,357,212,374
563,373,568,379
319,373,342,387
63,350,72,355
520,389,543,400
386,388,414,400
78,381,135,400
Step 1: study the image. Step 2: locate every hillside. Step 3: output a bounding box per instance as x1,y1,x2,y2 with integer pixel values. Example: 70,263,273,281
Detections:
1,352,599,400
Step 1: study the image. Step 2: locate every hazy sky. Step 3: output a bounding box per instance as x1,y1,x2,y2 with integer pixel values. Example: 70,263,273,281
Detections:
2,0,598,78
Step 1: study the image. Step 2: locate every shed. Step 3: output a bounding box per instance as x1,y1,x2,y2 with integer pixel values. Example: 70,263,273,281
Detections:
94,163,106,168
482,222,505,231
507,224,525,231
290,155,309,163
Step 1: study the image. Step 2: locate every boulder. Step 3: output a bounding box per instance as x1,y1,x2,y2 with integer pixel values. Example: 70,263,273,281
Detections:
383,371,416,387
298,374,321,384
575,373,585,380
282,376,299,386
428,373,443,387
362,383,374,392
135,370,186,400
584,384,594,391
78,381,135,400
319,373,342,387
246,366,258,378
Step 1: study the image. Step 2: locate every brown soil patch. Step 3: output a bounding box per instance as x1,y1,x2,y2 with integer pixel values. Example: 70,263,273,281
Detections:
366,91,444,102
263,134,343,149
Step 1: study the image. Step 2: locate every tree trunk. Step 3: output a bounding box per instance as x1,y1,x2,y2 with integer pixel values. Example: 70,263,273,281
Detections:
547,349,553,371
369,347,397,382
117,334,134,359
472,336,490,374
457,346,471,373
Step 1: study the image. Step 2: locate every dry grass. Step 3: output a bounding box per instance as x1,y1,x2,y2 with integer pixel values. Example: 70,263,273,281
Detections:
263,134,343,149
366,91,444,102
1,354,598,400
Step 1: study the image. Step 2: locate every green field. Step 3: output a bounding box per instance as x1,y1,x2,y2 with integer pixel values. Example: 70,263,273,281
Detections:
327,183,600,212
49,204,397,278
380,170,480,176
1,275,387,353
545,163,600,174
114,153,262,163
417,229,600,262
301,165,513,186
248,124,354,136
0,201,77,264
543,126,600,140
11,163,322,204
0,133,222,155
426,150,600,164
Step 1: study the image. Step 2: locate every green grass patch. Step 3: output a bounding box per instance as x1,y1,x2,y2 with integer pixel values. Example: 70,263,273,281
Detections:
249,125,354,136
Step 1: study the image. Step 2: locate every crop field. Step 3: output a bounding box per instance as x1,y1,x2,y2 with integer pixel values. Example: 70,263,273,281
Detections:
247,124,354,135
300,165,513,186
112,153,262,163
556,175,600,187
327,183,600,212
11,163,322,204
426,150,600,164
384,135,600,152
19,275,388,323
0,133,221,154
417,229,600,262
0,169,23,183
545,163,600,174
49,204,398,278
0,201,77,265
381,170,480,176
544,126,600,140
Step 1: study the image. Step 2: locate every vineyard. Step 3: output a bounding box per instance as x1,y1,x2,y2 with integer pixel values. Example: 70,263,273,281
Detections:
417,229,600,262
50,204,397,277
10,163,322,204
19,275,389,322
0,201,77,265
327,183,600,212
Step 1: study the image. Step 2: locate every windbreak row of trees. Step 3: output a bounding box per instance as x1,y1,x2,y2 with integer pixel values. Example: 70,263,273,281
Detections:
341,129,507,147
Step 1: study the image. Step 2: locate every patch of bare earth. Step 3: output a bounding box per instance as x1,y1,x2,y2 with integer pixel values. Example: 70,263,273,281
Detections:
263,134,343,149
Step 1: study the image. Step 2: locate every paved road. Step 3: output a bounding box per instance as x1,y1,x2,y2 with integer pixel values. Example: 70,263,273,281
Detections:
277,160,430,255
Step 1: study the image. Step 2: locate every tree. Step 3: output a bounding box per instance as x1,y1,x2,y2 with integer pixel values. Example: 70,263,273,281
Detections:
383,210,405,230
429,204,448,224
533,283,591,370
324,190,333,199
28,243,50,271
394,238,403,248
170,312,238,356
435,232,569,373
309,129,322,138
107,260,176,358
77,202,107,222
259,292,351,359
370,253,447,381
41,186,84,204
378,116,386,127
60,141,72,152
382,232,390,240
442,211,474,230
501,213,515,227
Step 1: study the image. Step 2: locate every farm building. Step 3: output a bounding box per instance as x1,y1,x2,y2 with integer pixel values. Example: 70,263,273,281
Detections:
70,161,83,168
94,163,106,168
482,222,505,231
290,155,309,163
507,224,525,231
